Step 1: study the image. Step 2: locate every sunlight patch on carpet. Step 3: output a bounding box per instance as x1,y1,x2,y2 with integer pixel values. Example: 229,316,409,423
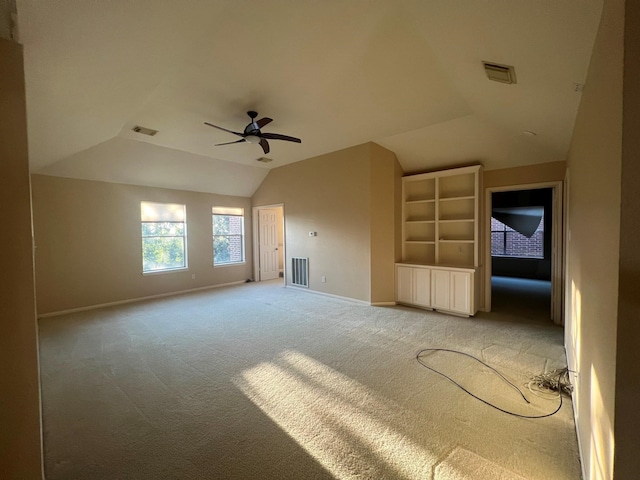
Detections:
434,447,527,480
234,350,438,479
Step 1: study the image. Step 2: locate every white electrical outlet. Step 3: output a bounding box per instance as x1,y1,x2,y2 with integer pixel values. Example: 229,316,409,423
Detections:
321,276,326,283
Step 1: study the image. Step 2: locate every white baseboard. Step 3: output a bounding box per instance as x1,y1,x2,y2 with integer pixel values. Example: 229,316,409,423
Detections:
571,386,587,480
285,285,370,306
38,280,247,319
565,345,586,480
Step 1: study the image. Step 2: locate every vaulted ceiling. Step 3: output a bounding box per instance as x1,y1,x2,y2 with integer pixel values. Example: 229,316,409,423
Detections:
17,0,603,197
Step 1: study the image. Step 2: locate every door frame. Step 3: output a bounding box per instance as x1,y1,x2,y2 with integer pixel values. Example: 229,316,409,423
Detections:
483,181,564,325
253,204,285,282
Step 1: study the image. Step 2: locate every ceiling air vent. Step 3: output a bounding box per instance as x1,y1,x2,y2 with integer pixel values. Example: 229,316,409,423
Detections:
132,125,158,136
482,61,516,84
256,157,273,163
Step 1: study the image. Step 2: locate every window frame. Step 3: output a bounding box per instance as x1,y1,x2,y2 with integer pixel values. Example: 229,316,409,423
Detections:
212,206,245,267
141,202,188,274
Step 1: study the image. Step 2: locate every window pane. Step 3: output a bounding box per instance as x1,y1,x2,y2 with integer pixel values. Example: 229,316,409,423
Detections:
142,222,185,237
491,217,506,231
491,215,543,259
142,237,186,271
505,230,543,258
227,216,243,235
491,232,505,255
213,215,230,235
214,235,244,264
140,203,187,273
212,210,245,265
212,215,243,234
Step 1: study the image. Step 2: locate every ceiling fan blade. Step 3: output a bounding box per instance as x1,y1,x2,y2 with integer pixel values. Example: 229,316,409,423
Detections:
259,138,270,154
255,117,273,129
204,122,243,137
260,132,302,143
215,139,247,146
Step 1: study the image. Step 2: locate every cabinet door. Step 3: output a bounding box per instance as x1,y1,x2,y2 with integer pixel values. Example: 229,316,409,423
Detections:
396,266,413,304
450,271,472,314
413,268,431,307
431,269,450,310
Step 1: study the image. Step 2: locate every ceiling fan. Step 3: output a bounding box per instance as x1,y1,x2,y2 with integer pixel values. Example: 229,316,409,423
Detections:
204,111,301,154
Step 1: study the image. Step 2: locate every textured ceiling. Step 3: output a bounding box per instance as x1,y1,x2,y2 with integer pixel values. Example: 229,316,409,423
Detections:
17,0,603,196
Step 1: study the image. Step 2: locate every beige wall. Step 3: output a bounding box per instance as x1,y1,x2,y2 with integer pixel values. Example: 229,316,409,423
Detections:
32,175,253,314
483,161,566,189
252,142,400,303
614,0,640,477
370,143,401,304
0,38,44,478
481,161,565,313
565,0,623,478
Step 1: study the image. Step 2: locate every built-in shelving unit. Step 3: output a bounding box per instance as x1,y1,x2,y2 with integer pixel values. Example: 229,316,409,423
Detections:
398,165,482,316
401,165,481,267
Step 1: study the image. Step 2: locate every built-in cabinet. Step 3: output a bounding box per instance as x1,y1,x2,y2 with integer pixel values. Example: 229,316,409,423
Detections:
397,264,475,316
397,165,482,316
396,265,431,308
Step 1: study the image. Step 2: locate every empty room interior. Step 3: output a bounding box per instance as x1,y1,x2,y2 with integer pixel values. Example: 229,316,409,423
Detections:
2,0,639,479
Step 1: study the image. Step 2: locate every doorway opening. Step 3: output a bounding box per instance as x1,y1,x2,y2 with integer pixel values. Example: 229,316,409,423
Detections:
252,205,285,283
484,183,563,325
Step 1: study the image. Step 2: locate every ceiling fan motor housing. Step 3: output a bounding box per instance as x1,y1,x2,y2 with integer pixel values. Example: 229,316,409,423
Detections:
204,110,301,155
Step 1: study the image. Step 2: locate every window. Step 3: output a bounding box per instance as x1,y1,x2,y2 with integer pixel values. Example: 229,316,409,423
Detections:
491,210,544,259
212,207,245,265
141,202,187,272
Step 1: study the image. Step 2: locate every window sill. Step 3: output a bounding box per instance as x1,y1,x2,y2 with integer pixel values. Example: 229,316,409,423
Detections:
491,255,544,260
213,262,246,269
142,267,189,276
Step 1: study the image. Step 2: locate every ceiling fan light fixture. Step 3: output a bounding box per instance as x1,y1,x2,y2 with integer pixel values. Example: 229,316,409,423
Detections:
204,111,301,155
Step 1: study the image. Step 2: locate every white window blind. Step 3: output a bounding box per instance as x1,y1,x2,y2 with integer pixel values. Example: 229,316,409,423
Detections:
211,206,244,216
141,202,186,222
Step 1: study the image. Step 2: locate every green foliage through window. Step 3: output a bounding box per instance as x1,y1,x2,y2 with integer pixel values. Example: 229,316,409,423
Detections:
141,202,187,272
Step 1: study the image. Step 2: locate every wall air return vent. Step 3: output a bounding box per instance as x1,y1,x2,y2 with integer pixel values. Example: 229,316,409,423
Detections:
482,61,517,84
291,257,309,287
132,125,158,136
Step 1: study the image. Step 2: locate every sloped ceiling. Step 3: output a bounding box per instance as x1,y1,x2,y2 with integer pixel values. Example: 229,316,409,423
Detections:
17,0,603,196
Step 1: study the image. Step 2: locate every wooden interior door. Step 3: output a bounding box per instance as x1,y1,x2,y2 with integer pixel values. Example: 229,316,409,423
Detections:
259,208,279,281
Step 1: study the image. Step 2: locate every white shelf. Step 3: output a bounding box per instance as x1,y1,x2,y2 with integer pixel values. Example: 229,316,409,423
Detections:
439,195,475,202
439,218,474,223
406,198,436,204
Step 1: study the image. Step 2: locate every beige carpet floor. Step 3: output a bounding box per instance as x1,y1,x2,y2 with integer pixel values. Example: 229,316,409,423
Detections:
39,280,581,479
